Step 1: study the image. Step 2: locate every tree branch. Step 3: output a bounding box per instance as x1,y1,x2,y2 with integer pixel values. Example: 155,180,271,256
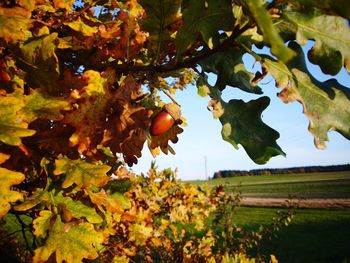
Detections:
84,24,251,75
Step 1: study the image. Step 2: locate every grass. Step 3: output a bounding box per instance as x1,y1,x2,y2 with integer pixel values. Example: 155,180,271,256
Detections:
189,171,350,197
190,171,350,262
189,171,350,186
232,207,350,263
226,179,350,196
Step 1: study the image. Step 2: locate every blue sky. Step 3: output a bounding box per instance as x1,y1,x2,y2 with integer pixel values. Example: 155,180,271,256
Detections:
133,45,350,181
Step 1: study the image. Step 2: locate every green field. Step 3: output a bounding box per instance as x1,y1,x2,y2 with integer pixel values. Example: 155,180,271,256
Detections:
190,171,350,262
189,171,350,197
233,207,350,263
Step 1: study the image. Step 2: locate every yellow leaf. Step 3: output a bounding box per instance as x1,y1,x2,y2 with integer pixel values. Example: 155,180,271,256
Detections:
33,217,104,263
64,18,99,37
0,7,32,43
0,152,10,164
0,167,25,218
54,155,111,189
270,254,278,263
129,223,153,246
33,210,54,238
52,0,75,10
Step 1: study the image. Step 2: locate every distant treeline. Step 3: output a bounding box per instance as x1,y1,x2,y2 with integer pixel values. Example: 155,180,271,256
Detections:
212,164,350,179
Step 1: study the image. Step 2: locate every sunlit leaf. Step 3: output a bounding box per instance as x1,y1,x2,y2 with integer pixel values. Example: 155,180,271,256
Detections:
0,152,10,164
283,7,350,74
33,217,103,263
129,223,153,246
23,89,71,122
55,192,103,224
262,42,350,149
89,189,131,213
15,188,102,223
148,125,183,155
54,155,111,189
14,188,50,212
245,0,295,62
17,0,36,11
0,7,32,43
0,91,35,146
52,0,75,10
0,168,25,218
100,75,150,164
64,18,99,37
63,70,109,153
33,210,54,238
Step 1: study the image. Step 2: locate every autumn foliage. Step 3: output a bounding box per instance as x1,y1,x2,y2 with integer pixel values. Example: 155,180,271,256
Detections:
0,0,349,262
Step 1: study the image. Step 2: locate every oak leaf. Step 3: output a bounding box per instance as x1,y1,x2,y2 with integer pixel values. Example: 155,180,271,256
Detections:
54,155,111,189
0,167,25,218
15,189,103,224
0,7,32,43
262,42,350,149
33,217,104,263
0,90,35,146
33,210,54,238
52,0,75,10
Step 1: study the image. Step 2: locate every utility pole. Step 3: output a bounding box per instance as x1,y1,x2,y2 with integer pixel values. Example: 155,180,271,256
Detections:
204,156,208,181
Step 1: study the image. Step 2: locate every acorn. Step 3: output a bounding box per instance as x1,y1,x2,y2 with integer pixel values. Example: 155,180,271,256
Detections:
150,103,181,136
0,70,10,83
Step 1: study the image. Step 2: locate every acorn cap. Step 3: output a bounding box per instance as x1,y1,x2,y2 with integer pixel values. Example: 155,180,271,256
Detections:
164,103,181,120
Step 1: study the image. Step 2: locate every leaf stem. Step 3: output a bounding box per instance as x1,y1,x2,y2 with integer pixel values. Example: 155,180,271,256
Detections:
161,87,180,106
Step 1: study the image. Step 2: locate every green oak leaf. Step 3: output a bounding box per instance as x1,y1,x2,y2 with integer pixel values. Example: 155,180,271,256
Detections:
214,97,285,164
197,72,284,164
15,189,102,224
33,210,54,238
261,42,350,149
23,89,71,122
33,217,103,263
281,0,350,20
55,192,103,224
245,0,295,62
0,91,35,146
54,155,111,189
199,47,263,93
283,7,350,74
0,168,25,218
16,33,60,94
175,0,234,55
139,0,181,61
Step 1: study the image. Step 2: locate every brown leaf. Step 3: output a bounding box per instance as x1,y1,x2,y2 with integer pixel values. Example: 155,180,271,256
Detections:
121,129,147,166
148,125,183,154
101,75,150,163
